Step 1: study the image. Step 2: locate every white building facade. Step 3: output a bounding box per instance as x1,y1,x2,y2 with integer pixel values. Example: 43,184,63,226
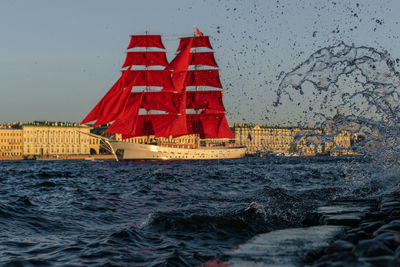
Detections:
23,124,91,156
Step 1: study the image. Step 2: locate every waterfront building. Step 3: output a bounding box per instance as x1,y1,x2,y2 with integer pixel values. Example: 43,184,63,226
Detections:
290,129,324,155
23,122,91,157
322,110,358,155
234,124,302,154
0,127,23,159
89,136,100,154
323,130,357,155
233,124,351,156
0,117,358,160
91,124,231,149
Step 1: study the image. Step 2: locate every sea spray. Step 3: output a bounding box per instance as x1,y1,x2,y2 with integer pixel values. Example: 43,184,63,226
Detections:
275,42,400,196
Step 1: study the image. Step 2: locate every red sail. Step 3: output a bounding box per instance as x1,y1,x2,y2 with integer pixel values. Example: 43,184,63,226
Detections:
202,113,234,138
201,108,225,114
186,91,225,111
151,114,187,138
190,52,218,67
132,115,154,137
125,70,174,90
128,92,225,121
93,67,135,126
177,36,212,51
187,113,234,138
84,31,236,141
81,78,121,124
122,52,168,68
195,27,204,36
132,114,187,138
187,114,203,136
127,35,165,49
130,91,181,113
81,66,138,125
185,70,222,88
92,86,131,126
106,91,144,136
167,38,193,93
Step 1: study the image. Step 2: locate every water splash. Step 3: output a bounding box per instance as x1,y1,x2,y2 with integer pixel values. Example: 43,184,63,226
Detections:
275,42,400,193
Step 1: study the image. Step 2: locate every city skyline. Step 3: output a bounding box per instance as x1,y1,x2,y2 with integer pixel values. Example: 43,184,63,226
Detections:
1,0,399,125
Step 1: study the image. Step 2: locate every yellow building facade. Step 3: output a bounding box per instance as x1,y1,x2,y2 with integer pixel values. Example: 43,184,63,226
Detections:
324,130,357,155
0,128,23,159
23,125,91,156
92,124,233,149
234,124,351,156
89,136,100,154
291,130,324,155
234,125,302,154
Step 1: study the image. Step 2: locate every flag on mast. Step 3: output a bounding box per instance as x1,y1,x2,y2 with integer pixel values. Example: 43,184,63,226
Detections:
195,26,203,36
82,30,235,139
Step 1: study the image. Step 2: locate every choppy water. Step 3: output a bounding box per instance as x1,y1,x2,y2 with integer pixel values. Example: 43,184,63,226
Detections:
0,157,387,266
1,42,398,266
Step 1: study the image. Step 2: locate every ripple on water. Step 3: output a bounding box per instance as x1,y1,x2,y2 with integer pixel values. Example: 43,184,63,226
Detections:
0,157,380,265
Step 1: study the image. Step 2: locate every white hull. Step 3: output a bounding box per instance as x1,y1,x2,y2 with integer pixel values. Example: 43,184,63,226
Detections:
109,141,246,160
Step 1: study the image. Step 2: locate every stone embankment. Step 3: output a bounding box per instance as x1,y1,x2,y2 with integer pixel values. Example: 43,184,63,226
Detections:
35,154,115,161
208,191,400,266
307,191,400,266
0,156,24,161
0,155,115,161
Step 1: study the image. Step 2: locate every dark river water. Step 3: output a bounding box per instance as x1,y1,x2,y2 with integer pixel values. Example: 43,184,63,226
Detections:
0,157,385,266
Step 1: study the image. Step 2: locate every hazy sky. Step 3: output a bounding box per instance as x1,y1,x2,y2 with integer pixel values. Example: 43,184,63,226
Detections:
1,0,399,125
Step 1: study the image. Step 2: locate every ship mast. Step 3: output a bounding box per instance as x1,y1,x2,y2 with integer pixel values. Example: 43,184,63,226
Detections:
193,28,200,148
82,29,235,142
145,28,151,114
194,28,200,114
145,28,150,144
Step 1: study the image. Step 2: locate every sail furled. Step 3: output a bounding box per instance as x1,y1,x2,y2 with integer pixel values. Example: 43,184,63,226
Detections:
127,35,165,49
122,52,168,68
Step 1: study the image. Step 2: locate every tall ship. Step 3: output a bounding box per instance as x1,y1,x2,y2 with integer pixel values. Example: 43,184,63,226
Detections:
81,28,246,160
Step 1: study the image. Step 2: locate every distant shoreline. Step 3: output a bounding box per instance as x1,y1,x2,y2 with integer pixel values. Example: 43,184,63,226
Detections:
0,154,115,161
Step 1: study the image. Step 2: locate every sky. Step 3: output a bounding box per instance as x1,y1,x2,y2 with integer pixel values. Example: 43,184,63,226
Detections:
0,0,399,125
